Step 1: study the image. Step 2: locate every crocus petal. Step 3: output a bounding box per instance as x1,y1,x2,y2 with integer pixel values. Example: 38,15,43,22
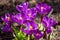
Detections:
1,24,11,32
16,2,28,12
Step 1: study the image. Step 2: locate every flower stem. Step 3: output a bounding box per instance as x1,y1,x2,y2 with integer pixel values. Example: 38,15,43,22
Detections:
48,9,53,17
28,35,30,40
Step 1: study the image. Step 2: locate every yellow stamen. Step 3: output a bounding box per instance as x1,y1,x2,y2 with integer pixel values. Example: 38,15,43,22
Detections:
7,17,10,21
28,13,31,17
28,8,30,10
41,6,44,11
19,17,22,20
41,6,44,9
30,26,32,30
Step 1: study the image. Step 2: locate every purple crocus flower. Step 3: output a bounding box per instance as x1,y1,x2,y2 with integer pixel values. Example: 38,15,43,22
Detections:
42,16,58,34
11,13,25,25
21,29,34,35
16,2,28,13
33,29,43,40
1,13,12,23
24,21,38,30
1,24,12,32
25,8,37,21
21,21,38,35
36,3,51,15
42,16,57,28
45,28,52,34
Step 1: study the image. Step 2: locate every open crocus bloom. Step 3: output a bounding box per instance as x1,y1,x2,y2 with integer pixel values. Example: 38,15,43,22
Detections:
1,13,12,24
21,21,38,35
36,3,51,16
25,8,37,21
11,13,26,25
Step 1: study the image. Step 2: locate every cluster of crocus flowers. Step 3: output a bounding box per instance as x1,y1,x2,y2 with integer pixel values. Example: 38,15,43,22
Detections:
1,2,58,40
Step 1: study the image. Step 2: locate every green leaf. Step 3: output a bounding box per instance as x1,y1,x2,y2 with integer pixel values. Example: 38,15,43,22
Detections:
12,25,19,34
16,30,28,40
12,25,28,40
